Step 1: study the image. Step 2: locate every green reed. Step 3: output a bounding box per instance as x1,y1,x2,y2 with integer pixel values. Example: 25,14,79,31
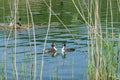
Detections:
0,76,2,80
72,0,120,79
11,50,15,80
87,0,120,80
19,51,27,80
72,58,74,80
88,35,120,80
0,60,4,80
55,68,58,80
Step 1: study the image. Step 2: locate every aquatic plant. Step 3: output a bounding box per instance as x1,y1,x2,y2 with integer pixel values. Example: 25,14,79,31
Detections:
72,0,120,79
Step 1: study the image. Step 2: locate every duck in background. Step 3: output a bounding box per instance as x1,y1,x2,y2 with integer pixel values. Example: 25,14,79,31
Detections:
16,18,22,29
9,18,22,29
43,43,57,57
61,42,75,56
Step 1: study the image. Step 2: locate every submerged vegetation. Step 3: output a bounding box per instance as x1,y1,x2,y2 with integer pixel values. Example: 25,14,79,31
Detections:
0,0,120,80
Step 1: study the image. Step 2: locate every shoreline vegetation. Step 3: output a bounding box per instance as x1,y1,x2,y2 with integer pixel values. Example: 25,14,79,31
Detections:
0,22,60,30
0,24,32,30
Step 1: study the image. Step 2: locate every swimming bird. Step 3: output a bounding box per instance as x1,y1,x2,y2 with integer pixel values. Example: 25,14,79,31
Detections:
61,43,75,56
9,18,22,29
16,18,22,29
43,43,57,53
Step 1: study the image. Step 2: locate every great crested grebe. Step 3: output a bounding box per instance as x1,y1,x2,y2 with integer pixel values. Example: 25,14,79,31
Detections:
61,43,75,55
43,43,57,53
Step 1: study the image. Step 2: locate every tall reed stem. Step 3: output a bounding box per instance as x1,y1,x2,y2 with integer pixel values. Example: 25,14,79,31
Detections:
40,0,52,80
14,0,19,79
26,0,37,79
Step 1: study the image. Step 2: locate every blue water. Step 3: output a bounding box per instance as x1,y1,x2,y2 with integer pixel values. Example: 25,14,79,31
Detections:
0,24,88,80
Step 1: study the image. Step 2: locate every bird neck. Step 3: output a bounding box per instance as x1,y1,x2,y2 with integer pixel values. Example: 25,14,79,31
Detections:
53,46,57,51
62,46,66,55
62,46,65,50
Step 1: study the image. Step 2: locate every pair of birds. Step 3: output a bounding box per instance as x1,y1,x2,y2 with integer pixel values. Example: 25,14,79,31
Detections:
43,43,75,56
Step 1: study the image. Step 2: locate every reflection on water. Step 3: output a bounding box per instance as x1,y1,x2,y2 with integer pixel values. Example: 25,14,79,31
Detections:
0,24,88,80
